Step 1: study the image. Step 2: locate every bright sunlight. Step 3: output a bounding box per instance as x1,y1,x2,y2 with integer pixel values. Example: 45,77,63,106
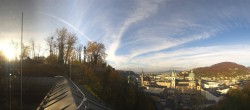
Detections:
0,44,16,60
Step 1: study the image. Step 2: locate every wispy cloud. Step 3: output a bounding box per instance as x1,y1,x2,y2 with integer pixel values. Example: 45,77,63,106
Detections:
129,45,250,72
106,0,167,63
103,0,250,71
1,0,250,72
37,11,92,41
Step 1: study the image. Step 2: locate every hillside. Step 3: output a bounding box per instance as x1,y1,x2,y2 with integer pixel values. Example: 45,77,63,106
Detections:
193,62,250,77
118,70,139,78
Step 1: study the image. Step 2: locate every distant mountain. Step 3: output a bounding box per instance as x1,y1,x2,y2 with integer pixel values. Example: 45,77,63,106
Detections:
194,62,250,77
248,67,250,70
136,70,181,75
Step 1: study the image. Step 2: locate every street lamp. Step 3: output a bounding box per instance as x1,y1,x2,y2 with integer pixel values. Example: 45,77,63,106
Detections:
70,57,72,80
8,59,12,110
70,63,71,80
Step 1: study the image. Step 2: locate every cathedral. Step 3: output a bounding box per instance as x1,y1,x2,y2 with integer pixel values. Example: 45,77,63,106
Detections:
170,70,201,93
141,69,201,93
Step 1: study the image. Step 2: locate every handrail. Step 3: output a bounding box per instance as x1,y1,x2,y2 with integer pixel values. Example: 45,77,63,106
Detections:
68,78,86,109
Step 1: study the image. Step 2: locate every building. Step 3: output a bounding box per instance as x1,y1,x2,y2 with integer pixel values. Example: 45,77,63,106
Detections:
141,69,151,86
204,81,220,88
127,71,137,85
141,69,202,94
155,70,201,94
201,88,225,102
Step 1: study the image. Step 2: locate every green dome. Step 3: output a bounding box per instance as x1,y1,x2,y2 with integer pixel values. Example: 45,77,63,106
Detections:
189,70,195,78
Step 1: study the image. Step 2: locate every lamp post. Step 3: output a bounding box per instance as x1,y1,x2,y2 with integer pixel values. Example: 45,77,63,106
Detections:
8,59,12,110
20,12,23,110
70,58,72,80
70,63,71,80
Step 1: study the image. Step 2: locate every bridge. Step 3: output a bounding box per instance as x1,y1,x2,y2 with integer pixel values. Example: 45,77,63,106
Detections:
36,77,111,110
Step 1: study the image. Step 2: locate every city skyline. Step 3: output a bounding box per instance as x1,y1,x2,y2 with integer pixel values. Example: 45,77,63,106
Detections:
1,0,250,72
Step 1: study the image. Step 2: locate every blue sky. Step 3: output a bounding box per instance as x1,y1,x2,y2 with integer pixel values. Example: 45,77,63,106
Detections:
1,0,250,72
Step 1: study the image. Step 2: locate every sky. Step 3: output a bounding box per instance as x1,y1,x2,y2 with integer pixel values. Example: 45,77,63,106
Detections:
1,0,250,72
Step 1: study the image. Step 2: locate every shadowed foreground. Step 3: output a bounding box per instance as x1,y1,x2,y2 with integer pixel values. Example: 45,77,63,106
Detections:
0,76,57,110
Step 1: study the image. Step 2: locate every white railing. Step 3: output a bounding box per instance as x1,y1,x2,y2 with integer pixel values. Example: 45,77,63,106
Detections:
68,78,87,110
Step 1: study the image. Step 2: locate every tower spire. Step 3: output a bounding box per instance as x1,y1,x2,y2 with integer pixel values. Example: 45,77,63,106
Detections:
141,69,144,86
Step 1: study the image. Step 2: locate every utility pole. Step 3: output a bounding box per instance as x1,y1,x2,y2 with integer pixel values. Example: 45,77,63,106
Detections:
20,12,23,110
9,59,12,110
70,57,72,80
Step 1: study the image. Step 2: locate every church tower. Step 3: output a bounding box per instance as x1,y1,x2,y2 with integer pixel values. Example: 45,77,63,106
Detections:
141,69,144,86
171,69,176,88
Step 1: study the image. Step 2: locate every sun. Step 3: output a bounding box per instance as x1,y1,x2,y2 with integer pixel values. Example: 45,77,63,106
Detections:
1,45,16,60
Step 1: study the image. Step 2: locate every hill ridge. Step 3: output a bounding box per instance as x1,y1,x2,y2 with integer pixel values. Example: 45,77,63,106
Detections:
193,62,250,77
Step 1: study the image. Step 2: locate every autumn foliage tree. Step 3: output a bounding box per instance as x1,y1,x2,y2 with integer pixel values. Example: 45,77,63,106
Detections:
45,27,80,65
64,33,78,64
76,44,83,63
56,27,67,64
213,83,250,110
86,41,107,65
80,64,156,110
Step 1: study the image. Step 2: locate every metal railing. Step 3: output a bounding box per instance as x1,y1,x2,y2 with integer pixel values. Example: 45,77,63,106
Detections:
67,78,87,110
37,75,111,110
68,77,112,110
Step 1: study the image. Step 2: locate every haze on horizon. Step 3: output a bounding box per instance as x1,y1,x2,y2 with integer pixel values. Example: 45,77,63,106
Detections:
1,0,250,72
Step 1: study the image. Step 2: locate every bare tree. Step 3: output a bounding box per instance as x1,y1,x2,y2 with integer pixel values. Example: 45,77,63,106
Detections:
45,27,81,64
83,46,86,63
30,39,35,58
65,32,78,64
86,41,107,65
56,27,67,64
45,36,55,56
36,44,42,57
10,40,19,60
76,44,83,63
21,43,30,59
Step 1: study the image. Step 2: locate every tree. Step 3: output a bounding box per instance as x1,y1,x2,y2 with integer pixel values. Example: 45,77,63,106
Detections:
213,84,250,110
65,33,78,64
46,27,80,64
30,39,35,58
83,46,86,63
0,50,7,63
86,42,107,65
36,44,42,57
76,44,83,63
21,43,30,59
56,27,67,64
45,54,57,64
45,36,55,56
10,40,19,60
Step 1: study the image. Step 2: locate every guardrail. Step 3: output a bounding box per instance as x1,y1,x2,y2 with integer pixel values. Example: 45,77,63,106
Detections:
37,76,112,110
67,78,87,110
67,77,112,110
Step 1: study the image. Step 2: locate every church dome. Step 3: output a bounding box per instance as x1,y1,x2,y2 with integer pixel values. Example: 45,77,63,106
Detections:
189,70,195,79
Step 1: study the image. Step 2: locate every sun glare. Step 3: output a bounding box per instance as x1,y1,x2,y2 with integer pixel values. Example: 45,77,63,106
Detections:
2,45,16,60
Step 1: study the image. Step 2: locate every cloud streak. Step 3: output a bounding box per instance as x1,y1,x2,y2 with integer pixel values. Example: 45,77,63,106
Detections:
106,0,167,63
130,45,250,72
101,0,250,71
37,11,92,41
1,0,250,72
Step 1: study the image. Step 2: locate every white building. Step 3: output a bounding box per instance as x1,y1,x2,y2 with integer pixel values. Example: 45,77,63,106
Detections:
204,82,219,88
201,88,225,103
